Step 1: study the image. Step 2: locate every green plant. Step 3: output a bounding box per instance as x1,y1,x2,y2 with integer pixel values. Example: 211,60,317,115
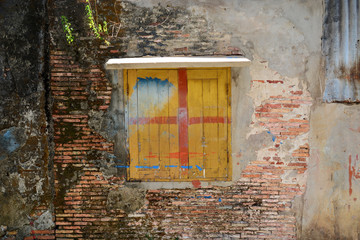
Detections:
61,16,74,44
85,0,109,45
60,1,113,46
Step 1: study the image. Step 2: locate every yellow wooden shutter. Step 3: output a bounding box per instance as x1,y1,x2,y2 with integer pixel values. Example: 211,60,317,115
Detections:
187,69,231,181
124,68,231,181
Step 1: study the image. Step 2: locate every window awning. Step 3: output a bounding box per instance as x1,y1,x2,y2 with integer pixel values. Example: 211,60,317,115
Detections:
105,56,251,69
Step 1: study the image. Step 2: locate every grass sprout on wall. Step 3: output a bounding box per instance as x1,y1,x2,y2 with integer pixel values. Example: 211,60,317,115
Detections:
85,0,110,45
61,16,74,44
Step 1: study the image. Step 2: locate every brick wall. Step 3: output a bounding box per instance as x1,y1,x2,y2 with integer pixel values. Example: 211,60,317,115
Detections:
50,51,121,239
43,50,311,239
141,80,311,239
38,1,313,239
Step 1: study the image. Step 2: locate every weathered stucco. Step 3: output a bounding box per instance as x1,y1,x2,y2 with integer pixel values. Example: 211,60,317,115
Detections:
3,0,360,239
301,103,360,239
106,0,321,238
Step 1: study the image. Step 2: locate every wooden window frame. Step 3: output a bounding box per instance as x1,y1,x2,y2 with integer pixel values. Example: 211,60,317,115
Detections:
123,68,232,182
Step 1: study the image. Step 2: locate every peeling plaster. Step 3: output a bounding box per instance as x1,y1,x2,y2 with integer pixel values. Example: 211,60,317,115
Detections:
33,210,54,230
245,54,312,191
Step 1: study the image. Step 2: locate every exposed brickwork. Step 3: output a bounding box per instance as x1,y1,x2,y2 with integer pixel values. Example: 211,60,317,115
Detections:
37,1,313,238
41,48,312,239
49,50,120,239
252,80,311,180
141,80,311,239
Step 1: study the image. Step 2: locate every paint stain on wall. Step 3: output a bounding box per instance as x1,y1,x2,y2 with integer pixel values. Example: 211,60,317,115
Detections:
129,77,175,117
349,154,360,196
192,180,201,188
0,127,26,160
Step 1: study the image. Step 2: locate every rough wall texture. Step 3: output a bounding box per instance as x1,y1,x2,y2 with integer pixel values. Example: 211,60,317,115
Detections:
7,0,360,239
46,0,321,239
50,50,311,239
301,0,360,239
301,104,360,239
0,0,54,239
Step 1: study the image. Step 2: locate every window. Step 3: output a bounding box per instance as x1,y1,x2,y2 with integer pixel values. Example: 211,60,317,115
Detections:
124,68,232,181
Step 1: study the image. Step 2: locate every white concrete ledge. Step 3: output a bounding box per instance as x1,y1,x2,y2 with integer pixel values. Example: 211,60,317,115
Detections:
105,56,251,69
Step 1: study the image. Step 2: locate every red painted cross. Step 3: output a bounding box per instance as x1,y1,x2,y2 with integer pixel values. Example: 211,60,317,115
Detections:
178,69,189,177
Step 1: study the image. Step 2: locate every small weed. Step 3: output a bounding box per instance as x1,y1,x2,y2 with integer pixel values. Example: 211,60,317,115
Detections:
61,15,74,44
60,0,111,46
85,0,109,45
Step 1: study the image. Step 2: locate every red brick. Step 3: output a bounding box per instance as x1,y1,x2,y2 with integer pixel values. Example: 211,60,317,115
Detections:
32,230,55,235
62,226,81,230
290,90,303,95
266,80,284,84
56,222,72,225
74,221,92,226
283,104,300,108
